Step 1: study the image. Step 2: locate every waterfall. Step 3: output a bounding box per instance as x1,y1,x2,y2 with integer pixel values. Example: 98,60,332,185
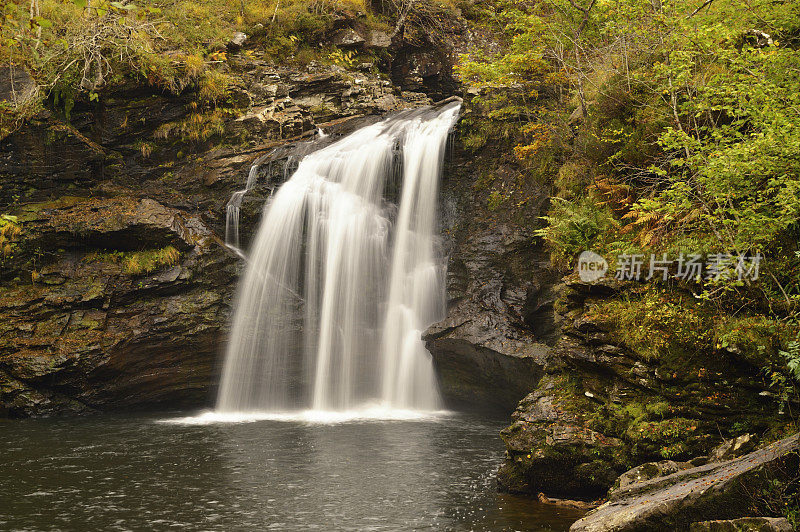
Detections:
225,155,268,252
217,99,460,414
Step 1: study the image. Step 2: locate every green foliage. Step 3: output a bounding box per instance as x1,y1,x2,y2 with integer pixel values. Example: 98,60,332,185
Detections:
0,215,22,262
155,108,229,143
84,245,180,275
588,287,714,361
486,189,507,211
459,0,800,312
715,317,798,367
782,341,800,383
587,287,799,366
0,0,376,134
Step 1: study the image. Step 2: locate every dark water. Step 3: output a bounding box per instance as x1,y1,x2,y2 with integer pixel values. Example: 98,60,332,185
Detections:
0,412,583,531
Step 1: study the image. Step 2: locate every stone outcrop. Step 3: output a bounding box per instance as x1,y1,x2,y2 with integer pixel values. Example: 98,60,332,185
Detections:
493,273,791,499
0,195,236,417
569,433,799,532
423,98,560,412
423,225,556,412
496,375,628,498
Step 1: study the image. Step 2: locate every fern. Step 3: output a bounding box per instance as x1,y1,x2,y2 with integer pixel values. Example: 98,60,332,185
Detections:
780,340,800,382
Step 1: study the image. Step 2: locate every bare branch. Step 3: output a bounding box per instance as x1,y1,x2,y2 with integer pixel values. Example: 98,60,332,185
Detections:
688,0,716,18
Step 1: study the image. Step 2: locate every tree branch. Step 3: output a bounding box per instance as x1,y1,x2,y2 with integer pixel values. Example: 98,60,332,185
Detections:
688,0,716,18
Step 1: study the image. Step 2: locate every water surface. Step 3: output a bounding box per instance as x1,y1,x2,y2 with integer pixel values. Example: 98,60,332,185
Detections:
0,412,584,531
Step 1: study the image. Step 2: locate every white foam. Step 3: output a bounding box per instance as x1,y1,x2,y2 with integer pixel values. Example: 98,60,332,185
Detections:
158,405,453,426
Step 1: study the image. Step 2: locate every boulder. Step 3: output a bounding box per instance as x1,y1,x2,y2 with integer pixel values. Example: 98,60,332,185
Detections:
569,433,800,532
332,28,365,48
367,30,392,48
227,31,248,50
709,434,758,462
496,376,628,498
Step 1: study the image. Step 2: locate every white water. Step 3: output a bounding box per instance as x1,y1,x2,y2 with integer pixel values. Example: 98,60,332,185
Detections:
225,156,265,251
160,406,452,425
217,100,460,415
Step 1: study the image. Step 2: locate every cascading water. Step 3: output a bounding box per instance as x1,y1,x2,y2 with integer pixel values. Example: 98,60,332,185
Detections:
217,99,460,414
225,155,266,251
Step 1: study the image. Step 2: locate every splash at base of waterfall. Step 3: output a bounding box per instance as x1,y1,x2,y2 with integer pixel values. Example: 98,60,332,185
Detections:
217,99,461,415
160,405,453,425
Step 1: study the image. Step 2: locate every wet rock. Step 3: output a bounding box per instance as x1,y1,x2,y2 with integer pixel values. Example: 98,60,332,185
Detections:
569,433,800,532
424,327,544,412
689,517,793,531
709,433,758,462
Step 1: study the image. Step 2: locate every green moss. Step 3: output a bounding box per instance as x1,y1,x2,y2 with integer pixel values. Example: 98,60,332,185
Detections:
586,287,799,368
0,215,22,263
155,109,230,144
714,316,798,367
84,246,181,276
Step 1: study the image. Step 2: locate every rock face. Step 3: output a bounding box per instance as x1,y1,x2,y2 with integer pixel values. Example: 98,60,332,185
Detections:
423,98,560,413
493,273,791,499
423,224,556,412
496,375,628,498
569,433,799,532
0,195,236,417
